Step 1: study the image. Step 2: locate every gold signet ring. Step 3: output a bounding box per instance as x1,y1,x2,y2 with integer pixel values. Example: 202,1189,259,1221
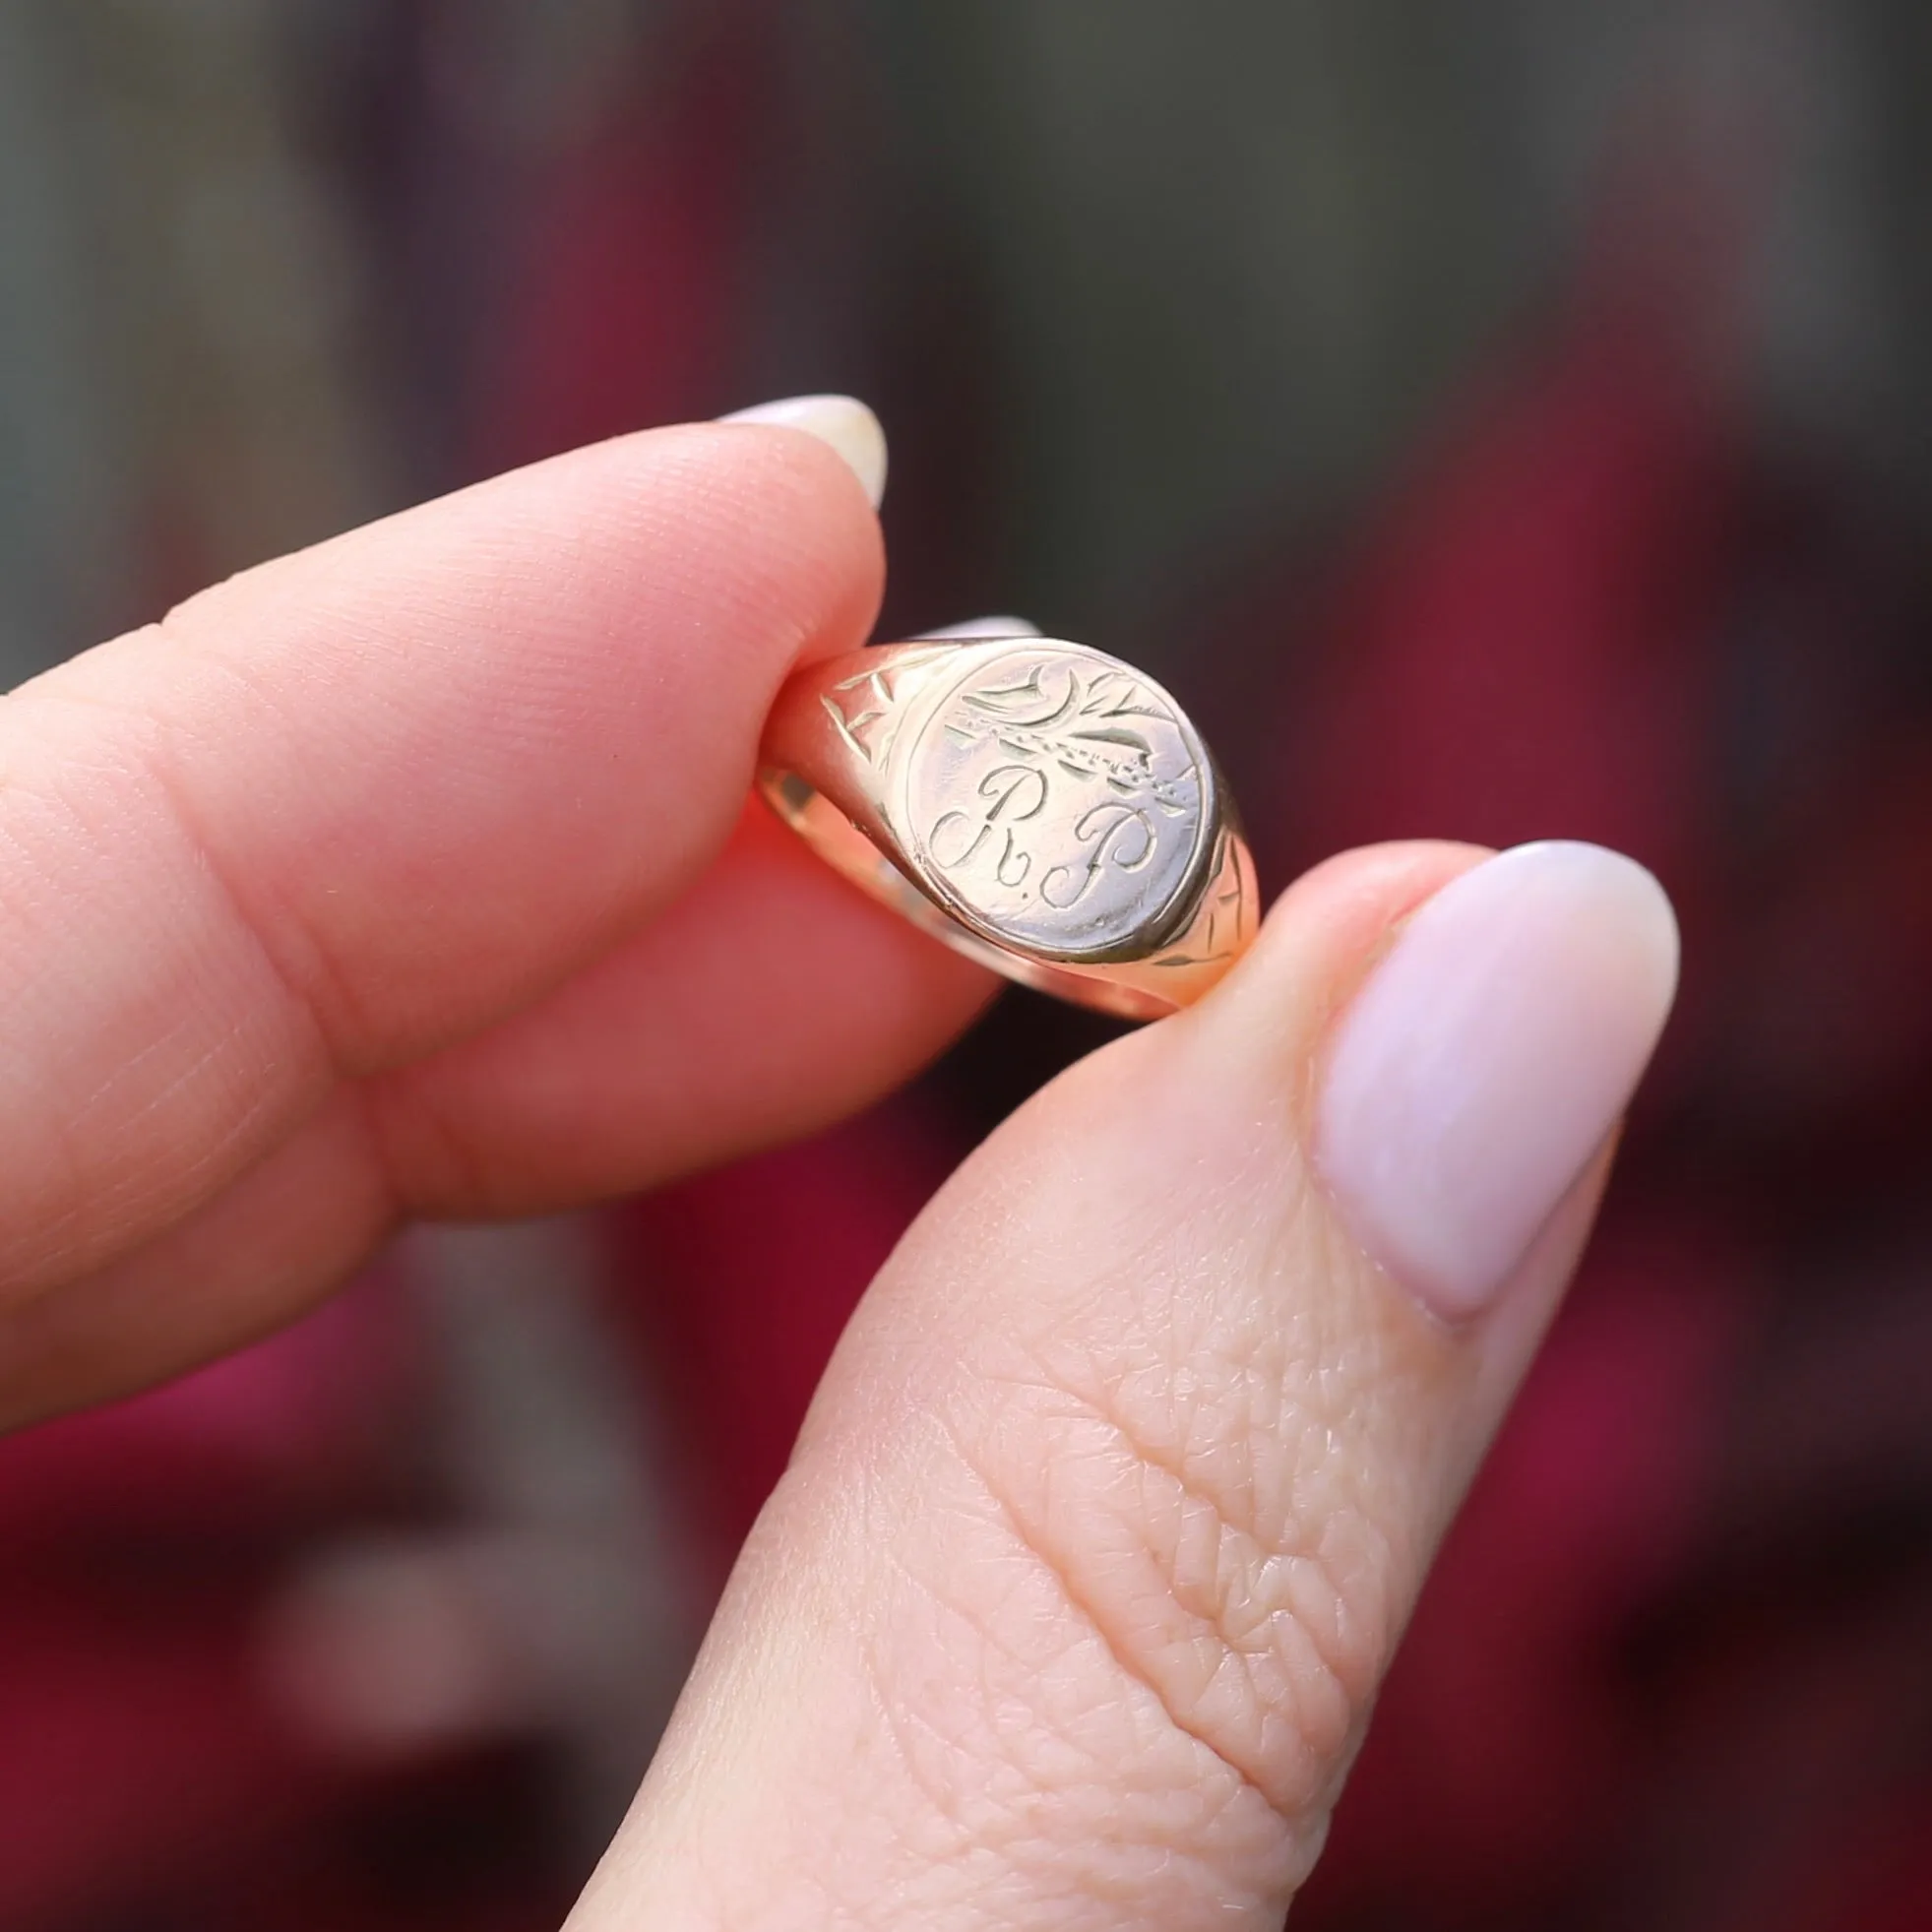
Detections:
758,635,1259,1020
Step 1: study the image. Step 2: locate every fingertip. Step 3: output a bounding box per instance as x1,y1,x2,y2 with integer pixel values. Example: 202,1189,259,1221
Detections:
1197,841,1496,1059
0,415,897,1298
718,394,889,511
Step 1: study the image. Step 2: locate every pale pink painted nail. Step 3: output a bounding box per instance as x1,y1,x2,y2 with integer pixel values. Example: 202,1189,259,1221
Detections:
1316,841,1680,1320
911,614,1040,640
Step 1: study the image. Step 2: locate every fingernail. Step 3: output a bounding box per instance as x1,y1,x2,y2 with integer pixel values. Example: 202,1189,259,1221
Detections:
911,614,1042,640
1316,841,1679,1321
719,394,888,509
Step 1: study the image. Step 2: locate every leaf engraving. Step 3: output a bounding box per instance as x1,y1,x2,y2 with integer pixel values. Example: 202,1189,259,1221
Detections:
821,648,955,768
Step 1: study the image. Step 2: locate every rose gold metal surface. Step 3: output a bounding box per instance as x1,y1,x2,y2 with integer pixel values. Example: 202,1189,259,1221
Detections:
758,637,1258,1020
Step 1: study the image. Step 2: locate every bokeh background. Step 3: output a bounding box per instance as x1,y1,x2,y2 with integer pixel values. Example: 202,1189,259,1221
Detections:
6,4,1932,1927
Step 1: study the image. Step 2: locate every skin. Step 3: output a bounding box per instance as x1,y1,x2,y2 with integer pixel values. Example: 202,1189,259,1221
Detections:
1,421,1621,1927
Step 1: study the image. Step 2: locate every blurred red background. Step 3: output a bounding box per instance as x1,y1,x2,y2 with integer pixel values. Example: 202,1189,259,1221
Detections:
4,5,1931,1928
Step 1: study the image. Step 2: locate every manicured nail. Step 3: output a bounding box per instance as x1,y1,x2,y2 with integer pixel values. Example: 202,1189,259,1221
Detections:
912,614,1041,640
720,394,888,508
1316,841,1679,1321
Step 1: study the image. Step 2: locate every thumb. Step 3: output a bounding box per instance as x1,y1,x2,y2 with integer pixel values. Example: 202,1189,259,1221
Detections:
572,839,1679,1929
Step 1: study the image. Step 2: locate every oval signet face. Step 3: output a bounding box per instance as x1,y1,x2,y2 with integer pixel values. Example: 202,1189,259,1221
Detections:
903,645,1213,959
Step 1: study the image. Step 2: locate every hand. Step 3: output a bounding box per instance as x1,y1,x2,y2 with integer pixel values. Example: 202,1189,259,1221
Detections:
0,400,1677,1927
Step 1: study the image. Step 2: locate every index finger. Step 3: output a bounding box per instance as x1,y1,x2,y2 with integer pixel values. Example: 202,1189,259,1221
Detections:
0,410,884,1301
